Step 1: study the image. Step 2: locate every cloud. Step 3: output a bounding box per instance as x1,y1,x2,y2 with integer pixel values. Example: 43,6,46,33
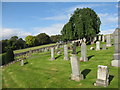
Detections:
41,15,69,21
98,13,118,25
1,28,32,40
100,28,115,35
33,23,64,36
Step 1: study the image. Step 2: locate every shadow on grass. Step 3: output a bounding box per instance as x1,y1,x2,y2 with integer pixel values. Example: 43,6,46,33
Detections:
77,51,81,54
88,55,95,60
55,55,62,59
81,69,91,79
109,75,114,85
24,62,28,65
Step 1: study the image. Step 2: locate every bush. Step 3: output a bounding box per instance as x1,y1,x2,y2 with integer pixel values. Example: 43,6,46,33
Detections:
4,49,14,64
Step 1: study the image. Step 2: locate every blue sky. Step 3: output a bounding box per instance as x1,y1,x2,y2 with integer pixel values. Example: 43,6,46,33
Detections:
2,2,118,40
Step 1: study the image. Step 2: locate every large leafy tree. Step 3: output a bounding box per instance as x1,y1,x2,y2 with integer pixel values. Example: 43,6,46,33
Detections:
36,33,51,45
61,8,101,41
50,35,61,43
25,35,37,47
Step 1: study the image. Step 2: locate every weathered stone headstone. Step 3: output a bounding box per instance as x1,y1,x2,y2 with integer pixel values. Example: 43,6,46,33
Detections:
99,35,101,41
111,28,120,67
64,45,69,60
106,34,111,47
72,42,77,54
21,60,24,66
102,44,106,50
51,47,55,60
96,41,100,51
102,35,105,42
70,54,83,81
94,65,109,87
80,42,88,62
83,38,86,43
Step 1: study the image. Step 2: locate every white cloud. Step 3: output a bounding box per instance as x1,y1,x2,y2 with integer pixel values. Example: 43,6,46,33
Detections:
33,23,64,36
41,15,69,21
98,13,118,24
100,29,115,35
1,28,32,40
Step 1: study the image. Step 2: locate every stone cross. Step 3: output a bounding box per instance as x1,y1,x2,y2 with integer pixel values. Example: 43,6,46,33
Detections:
99,35,101,41
64,45,69,60
106,34,111,47
96,41,100,51
51,47,55,60
102,44,106,50
94,65,109,87
80,42,88,62
21,60,24,66
111,28,120,67
102,35,105,42
70,54,83,81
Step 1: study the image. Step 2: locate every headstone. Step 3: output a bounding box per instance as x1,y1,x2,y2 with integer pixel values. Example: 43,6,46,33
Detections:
99,35,101,41
80,42,88,62
21,60,24,66
83,38,86,43
106,34,111,47
96,41,100,51
64,45,69,60
90,47,94,50
102,35,105,42
51,47,55,60
70,54,83,81
102,44,106,50
111,28,120,67
72,42,77,54
94,65,109,87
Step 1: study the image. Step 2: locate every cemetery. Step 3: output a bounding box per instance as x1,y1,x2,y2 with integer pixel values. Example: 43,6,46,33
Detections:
1,2,119,89
2,29,119,88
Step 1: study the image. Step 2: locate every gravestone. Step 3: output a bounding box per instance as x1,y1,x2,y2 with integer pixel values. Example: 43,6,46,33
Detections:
70,54,84,81
64,45,69,60
96,41,100,51
111,28,120,67
102,44,106,50
106,34,111,47
51,47,55,60
99,35,101,41
80,42,88,62
94,65,109,87
102,35,105,42
83,38,86,43
21,60,24,66
72,42,77,54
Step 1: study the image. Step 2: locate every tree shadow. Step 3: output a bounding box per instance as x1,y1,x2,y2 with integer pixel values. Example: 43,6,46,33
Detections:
81,69,91,79
88,55,95,60
24,62,28,65
55,55,62,59
77,51,81,54
109,75,114,85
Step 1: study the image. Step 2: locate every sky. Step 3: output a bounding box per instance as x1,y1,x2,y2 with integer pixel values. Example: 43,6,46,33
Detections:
2,2,119,40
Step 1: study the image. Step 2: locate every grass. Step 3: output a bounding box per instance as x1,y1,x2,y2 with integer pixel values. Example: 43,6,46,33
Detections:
2,41,119,88
13,43,56,54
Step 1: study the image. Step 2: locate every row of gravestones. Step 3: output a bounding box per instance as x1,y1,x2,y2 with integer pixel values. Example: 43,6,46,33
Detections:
50,28,120,87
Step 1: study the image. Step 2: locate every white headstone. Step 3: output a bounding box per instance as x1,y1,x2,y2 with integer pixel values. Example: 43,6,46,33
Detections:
51,47,55,60
64,45,69,60
96,41,100,51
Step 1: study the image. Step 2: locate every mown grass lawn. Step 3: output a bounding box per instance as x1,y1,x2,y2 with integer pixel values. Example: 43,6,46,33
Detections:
2,42,119,88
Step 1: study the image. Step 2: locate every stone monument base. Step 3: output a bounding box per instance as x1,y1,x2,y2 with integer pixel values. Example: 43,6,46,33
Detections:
50,58,55,61
94,79,108,87
71,74,83,81
80,57,88,62
96,49,100,51
111,60,120,67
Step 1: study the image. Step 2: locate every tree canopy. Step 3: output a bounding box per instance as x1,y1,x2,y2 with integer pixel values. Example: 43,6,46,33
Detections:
61,8,101,41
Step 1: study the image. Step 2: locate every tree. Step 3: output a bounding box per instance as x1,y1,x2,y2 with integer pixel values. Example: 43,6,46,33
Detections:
25,35,37,47
61,8,101,41
36,33,51,45
4,48,14,64
50,35,61,43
